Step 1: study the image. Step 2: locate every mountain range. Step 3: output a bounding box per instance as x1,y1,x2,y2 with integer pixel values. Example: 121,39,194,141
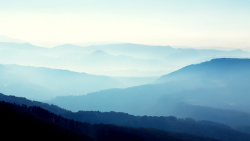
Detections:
0,64,156,100
1,42,250,77
49,58,250,128
1,42,250,140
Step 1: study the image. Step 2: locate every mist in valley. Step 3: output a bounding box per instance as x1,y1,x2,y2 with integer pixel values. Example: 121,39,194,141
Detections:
1,0,250,140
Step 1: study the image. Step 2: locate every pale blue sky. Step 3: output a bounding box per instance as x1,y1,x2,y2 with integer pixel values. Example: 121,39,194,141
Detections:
0,0,249,48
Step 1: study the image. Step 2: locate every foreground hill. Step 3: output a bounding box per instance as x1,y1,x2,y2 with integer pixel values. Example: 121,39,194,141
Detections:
1,93,250,141
0,101,93,141
49,58,250,127
1,100,224,141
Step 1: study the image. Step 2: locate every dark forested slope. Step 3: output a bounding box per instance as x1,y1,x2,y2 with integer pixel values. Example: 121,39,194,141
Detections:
0,101,93,141
1,93,250,141
0,101,222,141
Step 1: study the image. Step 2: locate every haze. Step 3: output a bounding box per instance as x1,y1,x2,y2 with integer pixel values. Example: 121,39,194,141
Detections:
0,0,250,49
1,1,250,140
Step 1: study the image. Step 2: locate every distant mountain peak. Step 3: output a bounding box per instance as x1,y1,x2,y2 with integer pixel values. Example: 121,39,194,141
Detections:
90,50,110,56
92,50,106,54
53,44,82,49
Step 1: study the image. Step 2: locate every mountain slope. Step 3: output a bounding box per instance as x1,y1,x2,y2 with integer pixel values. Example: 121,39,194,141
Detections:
156,58,250,84
0,99,224,141
1,93,250,141
49,58,250,127
0,101,93,141
0,64,123,100
154,58,250,111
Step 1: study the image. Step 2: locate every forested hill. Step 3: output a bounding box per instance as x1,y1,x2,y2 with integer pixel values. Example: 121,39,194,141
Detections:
0,101,221,141
156,58,250,84
0,101,93,141
1,93,250,141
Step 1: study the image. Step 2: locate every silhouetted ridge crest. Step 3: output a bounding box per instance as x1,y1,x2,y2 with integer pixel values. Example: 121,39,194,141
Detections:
0,99,223,141
1,93,250,141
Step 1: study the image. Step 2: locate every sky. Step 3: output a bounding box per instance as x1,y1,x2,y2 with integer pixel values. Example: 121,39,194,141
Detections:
0,0,249,49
